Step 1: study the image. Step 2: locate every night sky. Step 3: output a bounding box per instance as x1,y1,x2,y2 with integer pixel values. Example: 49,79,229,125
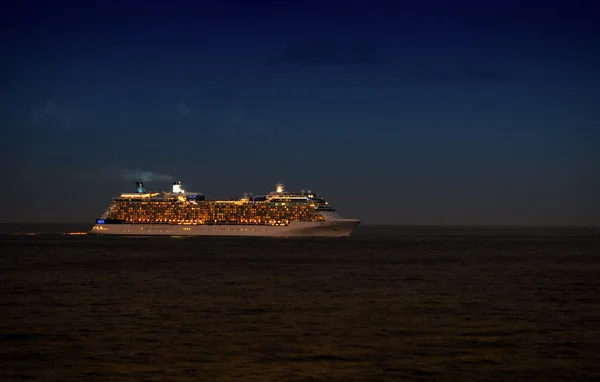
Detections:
2,0,598,225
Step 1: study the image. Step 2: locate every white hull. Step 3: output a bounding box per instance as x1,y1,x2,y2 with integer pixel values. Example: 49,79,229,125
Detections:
89,219,360,237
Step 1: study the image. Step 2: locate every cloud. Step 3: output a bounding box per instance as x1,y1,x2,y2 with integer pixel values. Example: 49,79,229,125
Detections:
270,37,383,65
175,103,192,118
119,169,176,182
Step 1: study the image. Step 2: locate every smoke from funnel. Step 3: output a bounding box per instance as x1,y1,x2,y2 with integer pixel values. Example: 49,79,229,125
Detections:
120,168,176,182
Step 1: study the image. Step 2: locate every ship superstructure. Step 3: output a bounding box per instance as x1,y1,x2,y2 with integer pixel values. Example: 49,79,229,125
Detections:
89,182,360,237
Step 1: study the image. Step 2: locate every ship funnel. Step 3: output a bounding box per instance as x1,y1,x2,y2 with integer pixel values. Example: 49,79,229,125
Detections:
276,183,284,193
136,182,145,193
172,181,182,193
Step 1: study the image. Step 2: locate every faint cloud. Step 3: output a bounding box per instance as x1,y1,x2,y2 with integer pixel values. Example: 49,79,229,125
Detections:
119,168,176,182
31,99,58,122
271,36,383,65
29,99,80,130
175,103,192,118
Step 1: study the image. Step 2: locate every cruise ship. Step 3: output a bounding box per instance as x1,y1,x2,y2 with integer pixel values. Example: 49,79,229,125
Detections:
89,181,360,237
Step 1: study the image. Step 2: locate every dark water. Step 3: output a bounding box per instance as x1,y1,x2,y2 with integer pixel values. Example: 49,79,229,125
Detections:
2,224,600,381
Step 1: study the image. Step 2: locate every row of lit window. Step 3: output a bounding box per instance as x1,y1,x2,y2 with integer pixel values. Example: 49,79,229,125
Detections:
117,215,325,223
108,210,325,221
110,209,319,216
110,210,319,216
110,212,322,218
111,209,317,216
120,219,325,224
113,200,316,206
113,202,317,209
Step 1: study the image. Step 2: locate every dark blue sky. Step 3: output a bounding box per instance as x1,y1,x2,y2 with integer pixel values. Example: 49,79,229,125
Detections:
2,0,599,225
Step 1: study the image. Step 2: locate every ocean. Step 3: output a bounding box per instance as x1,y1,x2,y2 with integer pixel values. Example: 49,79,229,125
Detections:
1,224,599,381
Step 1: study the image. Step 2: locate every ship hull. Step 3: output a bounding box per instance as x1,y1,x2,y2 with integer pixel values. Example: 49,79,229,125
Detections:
89,219,360,237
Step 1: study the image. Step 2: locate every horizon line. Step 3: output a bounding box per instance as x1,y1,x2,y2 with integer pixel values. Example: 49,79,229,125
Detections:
1,222,599,229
